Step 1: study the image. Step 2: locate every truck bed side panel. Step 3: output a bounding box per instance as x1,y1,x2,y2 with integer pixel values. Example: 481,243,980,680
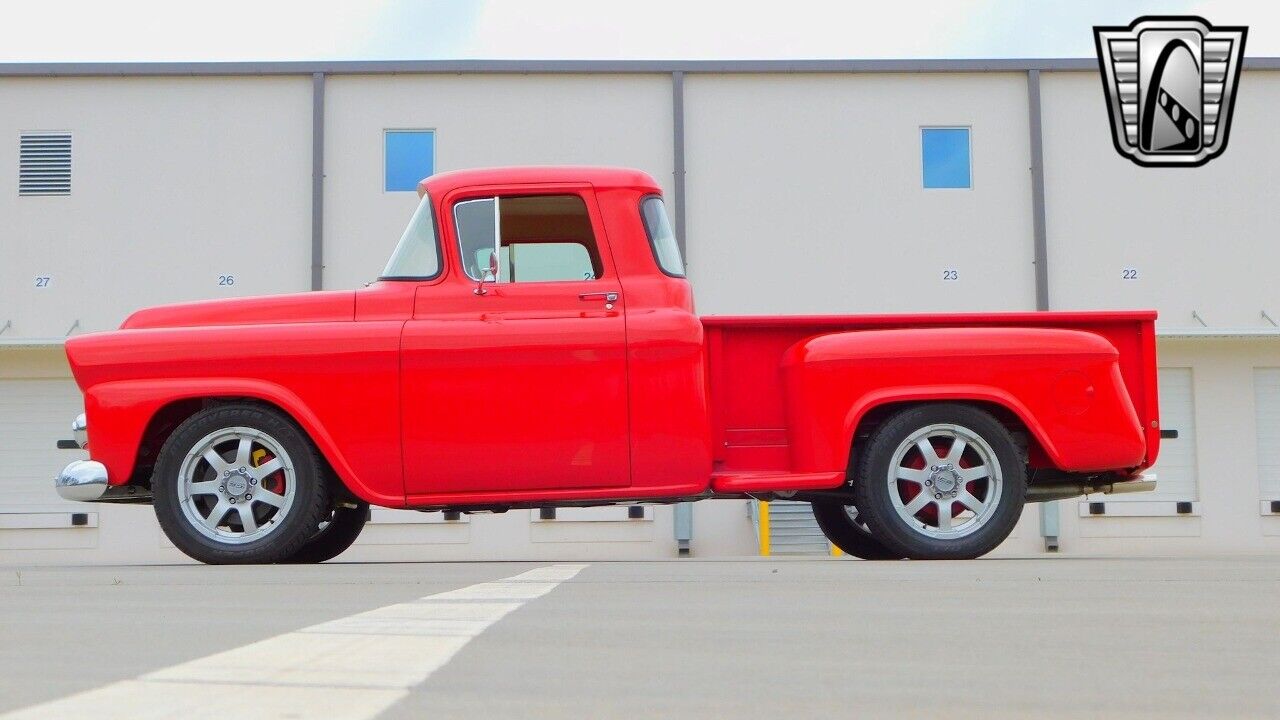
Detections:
703,311,1159,476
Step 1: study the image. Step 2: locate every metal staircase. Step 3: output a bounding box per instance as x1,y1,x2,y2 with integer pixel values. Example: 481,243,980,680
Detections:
751,500,832,556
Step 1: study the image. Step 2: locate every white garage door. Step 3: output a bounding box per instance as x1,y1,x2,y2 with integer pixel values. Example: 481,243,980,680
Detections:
1255,368,1280,501
0,378,85,510
1139,368,1198,502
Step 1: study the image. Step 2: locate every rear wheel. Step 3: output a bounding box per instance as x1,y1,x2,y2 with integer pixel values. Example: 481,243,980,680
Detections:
152,404,332,565
852,404,1026,560
284,503,370,564
811,501,902,560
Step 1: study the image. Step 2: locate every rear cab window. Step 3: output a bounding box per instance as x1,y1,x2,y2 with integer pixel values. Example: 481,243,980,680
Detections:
639,196,685,277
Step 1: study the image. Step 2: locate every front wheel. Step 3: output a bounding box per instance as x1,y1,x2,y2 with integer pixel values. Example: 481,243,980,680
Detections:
852,404,1026,560
152,404,333,565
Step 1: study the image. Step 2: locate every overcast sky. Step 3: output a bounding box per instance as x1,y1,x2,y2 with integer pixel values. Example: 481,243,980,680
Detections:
0,0,1275,63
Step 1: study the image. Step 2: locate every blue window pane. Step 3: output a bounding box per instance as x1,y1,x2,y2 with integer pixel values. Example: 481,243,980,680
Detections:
921,128,971,189
385,131,435,192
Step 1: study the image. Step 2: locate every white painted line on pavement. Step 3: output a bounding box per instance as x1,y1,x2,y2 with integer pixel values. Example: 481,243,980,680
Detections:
2,564,588,720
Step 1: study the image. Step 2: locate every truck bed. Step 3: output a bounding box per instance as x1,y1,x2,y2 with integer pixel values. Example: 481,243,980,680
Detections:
702,311,1160,487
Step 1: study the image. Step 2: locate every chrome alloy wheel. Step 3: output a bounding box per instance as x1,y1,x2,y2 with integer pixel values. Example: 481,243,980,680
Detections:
843,504,872,533
886,423,1002,540
176,426,297,544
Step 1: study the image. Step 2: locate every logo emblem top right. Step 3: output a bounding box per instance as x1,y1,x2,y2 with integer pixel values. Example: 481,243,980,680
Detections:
1094,16,1247,167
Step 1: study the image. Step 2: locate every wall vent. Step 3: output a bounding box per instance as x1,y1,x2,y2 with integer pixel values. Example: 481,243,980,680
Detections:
19,132,72,196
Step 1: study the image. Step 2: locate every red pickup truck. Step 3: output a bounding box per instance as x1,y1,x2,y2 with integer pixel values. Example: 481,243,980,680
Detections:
55,166,1160,563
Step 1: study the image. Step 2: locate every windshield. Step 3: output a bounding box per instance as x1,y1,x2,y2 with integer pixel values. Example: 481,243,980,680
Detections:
381,194,442,279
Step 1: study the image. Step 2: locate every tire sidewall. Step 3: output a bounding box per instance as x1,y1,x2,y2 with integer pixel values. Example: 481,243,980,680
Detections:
284,503,370,564
854,404,1026,560
811,500,902,560
152,404,331,564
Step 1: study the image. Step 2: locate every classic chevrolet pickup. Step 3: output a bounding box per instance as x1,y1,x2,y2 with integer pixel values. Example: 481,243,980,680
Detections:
54,166,1160,563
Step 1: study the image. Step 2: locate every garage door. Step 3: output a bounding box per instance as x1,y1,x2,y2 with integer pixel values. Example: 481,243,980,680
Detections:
0,378,85,510
1137,368,1198,502
1255,368,1280,501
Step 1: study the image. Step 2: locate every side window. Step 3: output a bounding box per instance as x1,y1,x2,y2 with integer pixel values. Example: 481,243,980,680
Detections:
454,194,603,283
454,198,499,281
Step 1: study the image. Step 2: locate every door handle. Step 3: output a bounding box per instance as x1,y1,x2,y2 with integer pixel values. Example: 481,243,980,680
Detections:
578,291,619,302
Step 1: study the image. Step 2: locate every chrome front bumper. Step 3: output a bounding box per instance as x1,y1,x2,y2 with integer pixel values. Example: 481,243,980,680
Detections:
56,460,110,502
71,412,87,449
54,460,152,503
56,412,105,502
55,413,153,503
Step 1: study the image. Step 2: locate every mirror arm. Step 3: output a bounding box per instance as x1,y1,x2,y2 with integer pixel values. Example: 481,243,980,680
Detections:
473,196,502,296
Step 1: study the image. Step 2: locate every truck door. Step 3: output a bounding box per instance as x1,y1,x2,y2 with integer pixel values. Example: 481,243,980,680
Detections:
400,188,631,496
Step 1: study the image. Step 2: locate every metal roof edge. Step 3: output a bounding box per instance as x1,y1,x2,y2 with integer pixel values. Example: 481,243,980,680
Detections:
6,56,1272,77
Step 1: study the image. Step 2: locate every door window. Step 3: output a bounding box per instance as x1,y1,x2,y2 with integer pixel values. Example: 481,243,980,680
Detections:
454,194,603,282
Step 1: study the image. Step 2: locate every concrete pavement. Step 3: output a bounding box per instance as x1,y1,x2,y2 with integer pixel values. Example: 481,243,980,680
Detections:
1,557,1278,719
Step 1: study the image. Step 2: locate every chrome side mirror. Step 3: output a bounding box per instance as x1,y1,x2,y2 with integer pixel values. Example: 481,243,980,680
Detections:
474,250,499,296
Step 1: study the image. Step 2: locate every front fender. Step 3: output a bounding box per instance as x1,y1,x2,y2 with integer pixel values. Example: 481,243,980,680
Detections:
84,377,403,507
781,327,1146,474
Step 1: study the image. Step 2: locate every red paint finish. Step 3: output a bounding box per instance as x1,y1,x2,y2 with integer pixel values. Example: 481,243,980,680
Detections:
703,311,1159,485
781,327,1145,474
63,166,1159,512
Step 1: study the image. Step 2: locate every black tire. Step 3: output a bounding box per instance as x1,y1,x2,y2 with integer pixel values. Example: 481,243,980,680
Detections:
811,501,903,560
852,404,1026,560
284,503,370,564
152,403,333,565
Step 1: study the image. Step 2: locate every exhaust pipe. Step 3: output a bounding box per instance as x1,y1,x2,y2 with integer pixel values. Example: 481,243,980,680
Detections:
1026,473,1156,503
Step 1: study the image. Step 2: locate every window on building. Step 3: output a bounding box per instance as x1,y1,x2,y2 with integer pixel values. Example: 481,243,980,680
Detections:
19,132,72,196
921,127,971,189
454,194,603,283
384,130,435,192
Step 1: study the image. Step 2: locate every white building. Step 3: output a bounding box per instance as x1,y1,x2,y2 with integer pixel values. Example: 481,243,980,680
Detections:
2,59,1279,563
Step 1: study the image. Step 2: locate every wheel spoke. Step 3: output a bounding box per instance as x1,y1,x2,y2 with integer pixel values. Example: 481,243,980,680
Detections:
235,505,258,534
895,467,929,483
202,448,229,475
251,457,283,481
959,464,991,482
946,436,967,462
902,492,931,516
203,501,229,530
189,480,221,497
255,489,287,508
915,438,942,466
958,490,986,514
935,500,953,531
233,436,253,468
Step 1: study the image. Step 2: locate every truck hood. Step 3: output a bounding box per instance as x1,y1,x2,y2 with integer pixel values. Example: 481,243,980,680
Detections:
119,291,356,330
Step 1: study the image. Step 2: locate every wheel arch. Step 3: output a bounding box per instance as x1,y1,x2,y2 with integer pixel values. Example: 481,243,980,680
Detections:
843,389,1056,471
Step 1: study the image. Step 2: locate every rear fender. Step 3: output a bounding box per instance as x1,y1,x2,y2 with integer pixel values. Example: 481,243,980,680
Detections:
780,327,1146,474
84,377,400,506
